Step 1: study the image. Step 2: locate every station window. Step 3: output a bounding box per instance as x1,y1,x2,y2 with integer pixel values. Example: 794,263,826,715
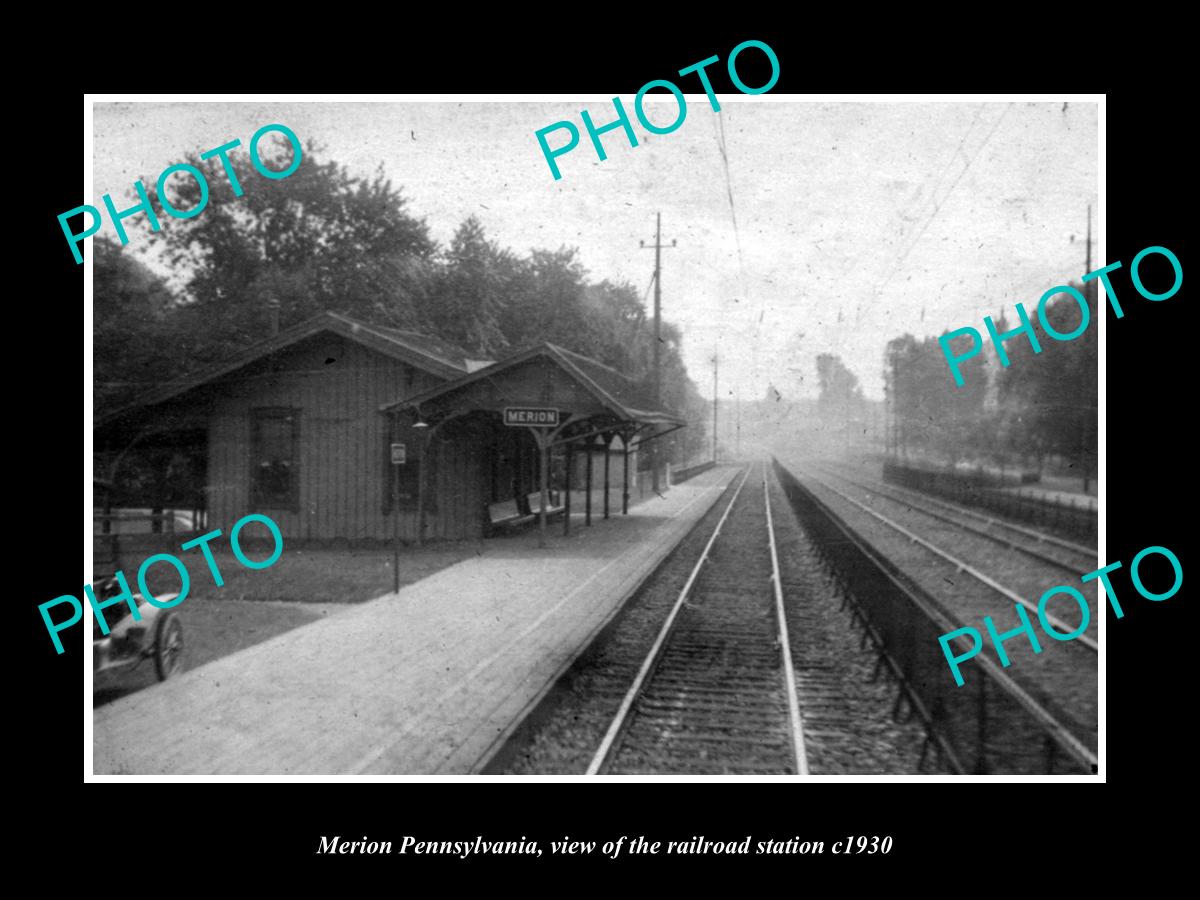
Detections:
251,408,299,510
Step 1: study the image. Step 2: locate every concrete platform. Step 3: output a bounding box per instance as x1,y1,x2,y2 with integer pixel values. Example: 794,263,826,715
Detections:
92,466,740,776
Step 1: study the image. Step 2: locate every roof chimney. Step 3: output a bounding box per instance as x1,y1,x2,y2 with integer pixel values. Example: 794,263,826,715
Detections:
267,296,280,337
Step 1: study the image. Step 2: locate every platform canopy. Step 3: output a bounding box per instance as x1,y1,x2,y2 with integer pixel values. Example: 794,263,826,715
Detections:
381,342,688,546
380,342,686,445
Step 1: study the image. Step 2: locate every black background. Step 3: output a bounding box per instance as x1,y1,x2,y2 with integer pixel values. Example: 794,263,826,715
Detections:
19,22,1187,885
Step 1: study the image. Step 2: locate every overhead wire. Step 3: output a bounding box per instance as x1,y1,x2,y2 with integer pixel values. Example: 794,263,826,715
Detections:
824,106,988,370
641,269,656,307
829,104,1010,402
714,111,745,275
870,103,1014,308
711,107,754,401
883,105,986,277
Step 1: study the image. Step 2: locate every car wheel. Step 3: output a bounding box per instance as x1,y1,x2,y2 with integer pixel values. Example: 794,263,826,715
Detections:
153,612,184,681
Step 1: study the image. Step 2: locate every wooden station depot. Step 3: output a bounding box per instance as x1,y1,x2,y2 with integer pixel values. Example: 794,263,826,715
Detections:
94,311,686,554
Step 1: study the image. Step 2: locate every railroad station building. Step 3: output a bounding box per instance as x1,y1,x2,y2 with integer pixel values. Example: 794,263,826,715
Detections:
93,311,686,546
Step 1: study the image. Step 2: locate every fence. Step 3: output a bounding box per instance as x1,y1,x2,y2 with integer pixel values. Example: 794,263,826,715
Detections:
882,460,1095,542
773,459,1096,775
92,510,209,580
94,509,209,536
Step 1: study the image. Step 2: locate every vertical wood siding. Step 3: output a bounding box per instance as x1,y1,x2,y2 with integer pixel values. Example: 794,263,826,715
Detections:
207,336,483,543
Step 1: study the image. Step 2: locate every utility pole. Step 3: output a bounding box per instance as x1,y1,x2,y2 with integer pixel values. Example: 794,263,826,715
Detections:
1085,203,1092,275
1083,203,1094,306
891,352,903,460
883,369,891,459
640,213,675,491
712,348,718,464
736,388,741,458
1082,203,1093,493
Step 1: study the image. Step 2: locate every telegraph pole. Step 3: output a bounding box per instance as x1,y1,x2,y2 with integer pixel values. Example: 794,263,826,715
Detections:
1082,203,1093,492
712,349,718,464
640,213,675,491
1084,203,1094,304
736,388,741,458
1086,203,1092,274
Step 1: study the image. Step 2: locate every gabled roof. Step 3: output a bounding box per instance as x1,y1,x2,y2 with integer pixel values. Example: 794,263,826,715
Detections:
381,342,686,427
96,311,481,428
331,315,492,374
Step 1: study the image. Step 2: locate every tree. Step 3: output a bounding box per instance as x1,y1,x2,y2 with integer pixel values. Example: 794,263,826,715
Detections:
816,354,864,410
579,280,648,374
887,333,986,463
120,138,713,468
144,138,435,365
93,236,178,413
886,335,923,458
815,353,865,451
935,330,988,462
492,248,706,464
995,284,1097,486
884,283,1096,486
418,216,515,357
497,246,591,352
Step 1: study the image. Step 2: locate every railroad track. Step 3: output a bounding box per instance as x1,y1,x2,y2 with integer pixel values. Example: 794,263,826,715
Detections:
792,463,1098,654
773,459,1097,773
814,461,1095,575
491,461,939,775
587,464,808,775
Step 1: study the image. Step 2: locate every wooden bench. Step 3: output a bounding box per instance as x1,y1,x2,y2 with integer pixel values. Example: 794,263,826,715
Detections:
528,490,564,514
487,492,566,533
489,498,523,527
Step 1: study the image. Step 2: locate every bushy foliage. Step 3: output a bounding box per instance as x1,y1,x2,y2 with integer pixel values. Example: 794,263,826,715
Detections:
884,284,1097,481
97,143,709,462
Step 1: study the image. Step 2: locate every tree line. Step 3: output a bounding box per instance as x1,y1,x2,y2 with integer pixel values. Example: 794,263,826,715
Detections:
884,284,1098,488
94,138,710,465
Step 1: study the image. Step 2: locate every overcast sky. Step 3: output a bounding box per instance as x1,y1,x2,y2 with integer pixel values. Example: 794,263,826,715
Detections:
93,98,1098,402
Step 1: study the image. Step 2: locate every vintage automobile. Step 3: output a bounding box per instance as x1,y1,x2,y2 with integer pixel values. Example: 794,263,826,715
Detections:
92,576,184,683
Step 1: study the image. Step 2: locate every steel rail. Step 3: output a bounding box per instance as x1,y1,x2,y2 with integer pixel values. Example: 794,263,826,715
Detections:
762,461,810,775
798,466,1099,654
813,464,1094,576
774,459,1096,773
585,467,752,775
825,461,1094,558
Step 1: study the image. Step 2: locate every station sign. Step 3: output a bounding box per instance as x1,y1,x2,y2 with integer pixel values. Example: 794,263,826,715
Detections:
504,407,560,427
